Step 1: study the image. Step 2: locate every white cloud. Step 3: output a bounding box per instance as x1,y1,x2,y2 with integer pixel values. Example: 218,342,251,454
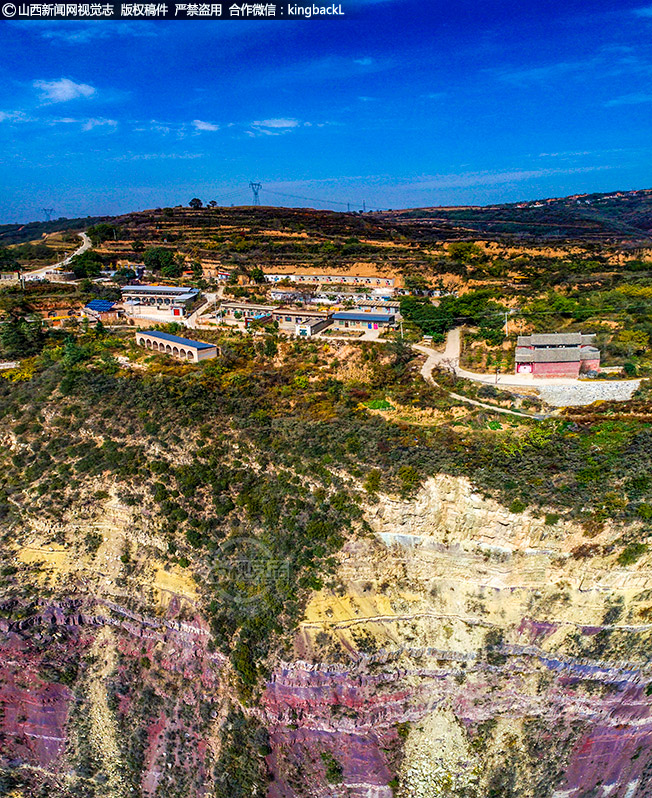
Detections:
192,119,219,132
113,152,204,161
604,93,652,106
34,78,96,103
354,57,374,66
250,118,302,136
406,165,614,191
82,118,118,131
36,21,156,43
252,118,300,129
633,5,652,17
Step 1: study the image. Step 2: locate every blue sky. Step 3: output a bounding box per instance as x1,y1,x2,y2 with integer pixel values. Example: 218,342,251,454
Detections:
1,0,652,222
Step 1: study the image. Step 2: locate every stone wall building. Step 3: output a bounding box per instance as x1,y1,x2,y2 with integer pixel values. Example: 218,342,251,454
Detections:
135,330,217,362
515,333,600,377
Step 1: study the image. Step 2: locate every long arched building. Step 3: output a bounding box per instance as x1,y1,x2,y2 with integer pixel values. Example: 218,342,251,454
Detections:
135,330,218,362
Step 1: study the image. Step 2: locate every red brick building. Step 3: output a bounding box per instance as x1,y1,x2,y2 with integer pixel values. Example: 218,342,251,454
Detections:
515,333,600,378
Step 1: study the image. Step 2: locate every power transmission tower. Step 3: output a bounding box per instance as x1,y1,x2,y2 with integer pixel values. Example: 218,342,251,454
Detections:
249,182,262,206
42,208,55,221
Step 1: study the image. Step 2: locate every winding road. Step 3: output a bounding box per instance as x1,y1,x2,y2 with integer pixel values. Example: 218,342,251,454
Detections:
23,231,91,281
414,328,640,410
415,328,579,388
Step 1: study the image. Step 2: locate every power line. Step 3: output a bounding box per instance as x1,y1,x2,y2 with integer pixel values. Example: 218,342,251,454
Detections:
249,182,262,206
263,188,363,211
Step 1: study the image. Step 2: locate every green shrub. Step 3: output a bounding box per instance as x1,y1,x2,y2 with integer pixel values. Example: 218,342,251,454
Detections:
618,543,648,566
320,751,343,784
509,498,527,514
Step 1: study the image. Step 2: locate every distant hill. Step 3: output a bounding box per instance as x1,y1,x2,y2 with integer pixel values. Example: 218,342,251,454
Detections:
0,216,110,246
4,188,652,247
373,188,652,242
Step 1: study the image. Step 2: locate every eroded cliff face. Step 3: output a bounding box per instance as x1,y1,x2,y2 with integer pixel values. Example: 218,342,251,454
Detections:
2,476,652,797
0,495,228,797
263,475,652,798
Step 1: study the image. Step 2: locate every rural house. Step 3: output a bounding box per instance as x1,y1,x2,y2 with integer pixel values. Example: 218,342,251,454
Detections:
331,311,396,331
515,332,600,377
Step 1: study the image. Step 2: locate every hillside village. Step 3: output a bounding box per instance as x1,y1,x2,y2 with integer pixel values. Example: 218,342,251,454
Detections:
2,200,651,410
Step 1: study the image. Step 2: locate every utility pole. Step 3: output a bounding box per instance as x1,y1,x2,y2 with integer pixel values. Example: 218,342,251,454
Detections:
347,202,350,213
362,200,366,213
504,310,510,337
249,182,262,206
42,208,55,221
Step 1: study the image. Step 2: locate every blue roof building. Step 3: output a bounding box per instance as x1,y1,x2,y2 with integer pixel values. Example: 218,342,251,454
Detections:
135,330,218,362
85,299,116,313
332,311,395,329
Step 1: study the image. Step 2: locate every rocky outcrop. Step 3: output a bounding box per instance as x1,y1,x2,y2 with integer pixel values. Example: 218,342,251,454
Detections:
264,476,652,797
2,474,652,796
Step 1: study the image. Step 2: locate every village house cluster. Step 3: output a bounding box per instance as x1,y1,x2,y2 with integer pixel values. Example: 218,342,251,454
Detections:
31,256,609,378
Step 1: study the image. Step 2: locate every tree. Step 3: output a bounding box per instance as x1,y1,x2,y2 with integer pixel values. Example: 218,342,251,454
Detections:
613,330,648,357
0,314,45,358
0,247,18,270
131,241,145,253
70,250,104,279
161,260,184,278
189,198,203,209
143,247,176,274
403,274,431,293
448,242,487,262
87,223,121,246
208,200,217,208
399,289,505,343
114,266,136,283
250,267,265,284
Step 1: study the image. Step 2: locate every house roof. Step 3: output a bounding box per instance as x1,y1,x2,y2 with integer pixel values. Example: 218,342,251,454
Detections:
332,312,395,322
516,346,596,363
274,308,330,318
85,299,116,312
138,330,216,350
579,346,601,359
122,285,199,295
517,332,596,347
221,301,276,311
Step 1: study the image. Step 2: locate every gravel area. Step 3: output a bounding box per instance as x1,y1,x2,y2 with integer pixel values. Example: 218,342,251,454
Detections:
538,380,640,407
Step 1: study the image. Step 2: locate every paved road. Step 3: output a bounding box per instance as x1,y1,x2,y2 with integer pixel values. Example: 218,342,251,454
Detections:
414,329,641,410
415,328,579,387
416,328,639,389
23,232,91,281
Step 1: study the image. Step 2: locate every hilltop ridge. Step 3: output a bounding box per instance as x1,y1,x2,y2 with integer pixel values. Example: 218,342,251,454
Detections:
3,187,652,248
